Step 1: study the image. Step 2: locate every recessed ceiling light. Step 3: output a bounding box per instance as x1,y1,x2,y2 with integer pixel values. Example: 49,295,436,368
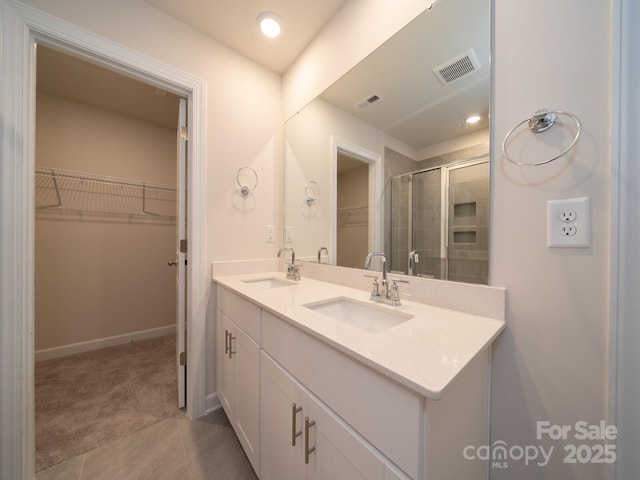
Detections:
257,11,281,39
466,114,481,125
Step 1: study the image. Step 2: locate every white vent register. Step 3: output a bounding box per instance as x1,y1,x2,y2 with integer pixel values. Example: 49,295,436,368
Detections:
433,48,481,85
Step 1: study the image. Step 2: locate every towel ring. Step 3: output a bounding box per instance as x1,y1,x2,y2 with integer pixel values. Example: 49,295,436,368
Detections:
502,109,581,166
236,166,258,196
305,181,319,205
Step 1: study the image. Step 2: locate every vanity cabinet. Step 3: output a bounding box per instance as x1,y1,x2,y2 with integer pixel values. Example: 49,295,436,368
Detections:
216,288,261,474
215,281,494,480
261,351,407,480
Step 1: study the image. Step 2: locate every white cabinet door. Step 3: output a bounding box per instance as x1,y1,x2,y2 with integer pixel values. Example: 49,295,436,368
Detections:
306,393,386,480
262,352,387,480
217,312,260,474
233,325,260,472
260,352,307,480
217,312,235,417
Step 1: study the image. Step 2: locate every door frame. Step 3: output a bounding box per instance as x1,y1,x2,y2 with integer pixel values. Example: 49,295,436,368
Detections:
0,2,207,478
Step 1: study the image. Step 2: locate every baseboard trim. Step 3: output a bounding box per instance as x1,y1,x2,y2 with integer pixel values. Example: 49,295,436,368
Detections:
35,325,176,362
205,392,221,415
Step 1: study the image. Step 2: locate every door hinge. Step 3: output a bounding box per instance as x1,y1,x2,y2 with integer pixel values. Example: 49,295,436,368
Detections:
180,239,187,253
180,351,187,366
180,126,189,141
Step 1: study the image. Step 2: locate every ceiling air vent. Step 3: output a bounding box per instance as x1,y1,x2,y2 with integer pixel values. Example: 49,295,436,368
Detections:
355,93,383,111
433,49,481,85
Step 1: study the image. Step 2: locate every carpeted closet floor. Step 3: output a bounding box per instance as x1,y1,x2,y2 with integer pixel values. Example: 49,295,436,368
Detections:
35,334,180,472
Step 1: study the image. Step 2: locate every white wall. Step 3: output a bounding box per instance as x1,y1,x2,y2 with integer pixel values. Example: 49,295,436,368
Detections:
490,1,611,479
20,0,283,402
35,92,176,351
286,1,614,479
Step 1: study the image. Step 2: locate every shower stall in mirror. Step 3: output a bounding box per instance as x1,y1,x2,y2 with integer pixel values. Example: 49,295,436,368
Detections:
388,157,489,284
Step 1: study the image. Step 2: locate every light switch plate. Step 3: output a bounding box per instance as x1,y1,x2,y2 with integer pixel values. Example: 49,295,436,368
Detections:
547,197,591,248
266,225,275,243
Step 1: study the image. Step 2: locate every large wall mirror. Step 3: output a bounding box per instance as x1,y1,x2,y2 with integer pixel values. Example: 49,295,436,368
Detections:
284,0,490,284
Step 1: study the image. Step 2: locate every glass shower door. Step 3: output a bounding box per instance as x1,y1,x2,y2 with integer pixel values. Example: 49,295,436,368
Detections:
389,157,489,284
411,168,443,279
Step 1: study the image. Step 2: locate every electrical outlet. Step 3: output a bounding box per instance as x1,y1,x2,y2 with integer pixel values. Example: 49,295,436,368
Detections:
285,226,293,243
560,210,577,222
547,197,590,248
560,224,577,237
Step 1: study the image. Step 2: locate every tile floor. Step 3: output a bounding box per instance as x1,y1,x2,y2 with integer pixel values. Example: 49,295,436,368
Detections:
36,408,258,480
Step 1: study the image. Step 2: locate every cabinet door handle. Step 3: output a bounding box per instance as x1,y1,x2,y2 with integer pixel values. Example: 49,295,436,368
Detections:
291,403,302,446
228,333,236,359
304,417,316,464
224,330,230,355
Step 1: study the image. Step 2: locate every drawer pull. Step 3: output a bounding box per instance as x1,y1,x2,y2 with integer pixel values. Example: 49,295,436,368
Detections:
228,333,236,359
291,403,302,446
304,417,316,464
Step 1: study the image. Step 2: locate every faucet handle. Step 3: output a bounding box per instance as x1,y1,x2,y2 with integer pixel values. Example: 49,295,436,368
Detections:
364,274,380,297
389,279,409,306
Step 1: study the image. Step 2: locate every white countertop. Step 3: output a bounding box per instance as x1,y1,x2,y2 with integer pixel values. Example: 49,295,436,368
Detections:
213,272,505,400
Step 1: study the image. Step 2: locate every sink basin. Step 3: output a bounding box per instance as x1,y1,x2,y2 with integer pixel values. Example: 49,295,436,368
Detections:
304,297,413,334
242,277,297,289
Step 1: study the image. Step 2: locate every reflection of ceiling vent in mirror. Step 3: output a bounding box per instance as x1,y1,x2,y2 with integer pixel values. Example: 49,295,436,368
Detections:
355,92,383,110
433,49,481,85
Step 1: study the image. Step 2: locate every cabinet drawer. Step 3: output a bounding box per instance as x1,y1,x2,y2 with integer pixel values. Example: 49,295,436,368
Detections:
262,310,422,479
217,286,261,342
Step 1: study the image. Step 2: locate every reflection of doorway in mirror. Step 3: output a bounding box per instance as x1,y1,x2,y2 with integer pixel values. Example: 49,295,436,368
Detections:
336,152,369,268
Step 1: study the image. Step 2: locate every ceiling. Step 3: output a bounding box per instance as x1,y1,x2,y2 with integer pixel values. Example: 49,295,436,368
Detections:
37,45,181,128
37,0,490,153
319,0,490,151
143,0,348,74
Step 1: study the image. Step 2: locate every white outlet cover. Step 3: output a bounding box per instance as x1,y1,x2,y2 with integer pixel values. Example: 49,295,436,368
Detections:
547,197,591,248
285,226,293,243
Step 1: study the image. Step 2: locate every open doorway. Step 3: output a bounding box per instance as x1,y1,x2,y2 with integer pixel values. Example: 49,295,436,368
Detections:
34,45,186,472
336,152,369,268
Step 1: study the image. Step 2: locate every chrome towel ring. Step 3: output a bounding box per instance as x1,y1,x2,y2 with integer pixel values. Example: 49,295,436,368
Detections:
305,181,319,205
502,109,581,166
236,166,258,196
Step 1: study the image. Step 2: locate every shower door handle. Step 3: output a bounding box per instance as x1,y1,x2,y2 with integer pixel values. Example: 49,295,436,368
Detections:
168,259,178,267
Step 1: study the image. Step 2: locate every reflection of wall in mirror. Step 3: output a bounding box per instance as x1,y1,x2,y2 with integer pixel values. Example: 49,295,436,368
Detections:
285,97,386,263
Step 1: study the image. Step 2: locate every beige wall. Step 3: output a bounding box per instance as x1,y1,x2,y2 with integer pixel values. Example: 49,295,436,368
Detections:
286,1,613,479
35,92,177,350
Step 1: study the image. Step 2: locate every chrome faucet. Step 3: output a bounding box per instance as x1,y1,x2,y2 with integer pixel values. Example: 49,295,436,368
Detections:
278,247,300,281
364,252,389,299
317,246,328,264
408,250,419,276
364,252,408,306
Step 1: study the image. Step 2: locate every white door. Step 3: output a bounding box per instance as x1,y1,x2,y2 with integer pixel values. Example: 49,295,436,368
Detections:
176,97,187,408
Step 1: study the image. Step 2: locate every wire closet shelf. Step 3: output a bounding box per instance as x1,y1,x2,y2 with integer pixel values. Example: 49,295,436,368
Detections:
35,167,177,223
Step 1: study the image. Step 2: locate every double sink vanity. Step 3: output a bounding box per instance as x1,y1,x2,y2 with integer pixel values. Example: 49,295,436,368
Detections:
213,266,505,479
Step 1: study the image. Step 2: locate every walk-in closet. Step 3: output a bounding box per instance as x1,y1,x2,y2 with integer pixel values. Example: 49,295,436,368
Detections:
34,45,183,473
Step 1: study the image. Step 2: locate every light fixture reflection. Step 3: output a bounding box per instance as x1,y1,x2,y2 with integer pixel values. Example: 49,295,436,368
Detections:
258,11,281,38
466,114,481,125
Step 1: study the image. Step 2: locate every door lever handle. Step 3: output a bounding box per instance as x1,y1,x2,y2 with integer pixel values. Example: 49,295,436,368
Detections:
168,259,178,267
